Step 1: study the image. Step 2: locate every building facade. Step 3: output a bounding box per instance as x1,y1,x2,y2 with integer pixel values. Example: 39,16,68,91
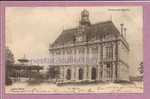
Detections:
48,10,130,83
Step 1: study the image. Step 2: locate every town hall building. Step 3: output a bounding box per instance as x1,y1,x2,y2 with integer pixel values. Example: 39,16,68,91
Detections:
48,9,130,84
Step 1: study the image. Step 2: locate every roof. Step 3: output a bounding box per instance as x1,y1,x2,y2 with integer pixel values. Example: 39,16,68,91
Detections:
52,21,120,46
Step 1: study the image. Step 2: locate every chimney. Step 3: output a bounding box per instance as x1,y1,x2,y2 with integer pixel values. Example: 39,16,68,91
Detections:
124,27,127,39
120,24,124,36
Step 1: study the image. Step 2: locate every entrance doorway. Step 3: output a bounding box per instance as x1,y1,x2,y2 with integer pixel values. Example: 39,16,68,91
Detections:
79,68,84,80
66,69,71,80
106,63,112,81
48,67,60,79
91,67,97,80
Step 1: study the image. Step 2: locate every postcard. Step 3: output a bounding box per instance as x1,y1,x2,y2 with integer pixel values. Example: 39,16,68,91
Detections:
0,1,149,99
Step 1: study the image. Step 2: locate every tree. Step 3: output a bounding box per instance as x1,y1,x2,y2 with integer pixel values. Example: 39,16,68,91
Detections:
139,62,143,75
5,47,15,85
6,47,14,65
138,62,143,80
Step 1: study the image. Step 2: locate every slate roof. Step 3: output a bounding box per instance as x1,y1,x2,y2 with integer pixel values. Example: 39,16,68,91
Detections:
52,21,120,46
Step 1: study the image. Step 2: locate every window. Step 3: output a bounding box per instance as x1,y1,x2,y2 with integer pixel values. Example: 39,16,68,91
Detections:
67,49,72,54
56,50,61,55
92,47,98,54
106,46,113,59
79,48,84,54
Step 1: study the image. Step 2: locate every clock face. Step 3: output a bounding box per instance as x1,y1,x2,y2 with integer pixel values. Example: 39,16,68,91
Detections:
77,36,83,42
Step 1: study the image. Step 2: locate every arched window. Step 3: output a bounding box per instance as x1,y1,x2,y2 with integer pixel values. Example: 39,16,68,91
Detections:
79,68,84,80
91,67,97,80
66,69,71,80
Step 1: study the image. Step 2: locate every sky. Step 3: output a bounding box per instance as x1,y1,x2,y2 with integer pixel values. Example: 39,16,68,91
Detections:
6,6,143,76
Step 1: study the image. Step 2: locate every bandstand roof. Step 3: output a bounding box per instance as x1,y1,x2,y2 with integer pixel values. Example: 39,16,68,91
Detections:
11,64,43,70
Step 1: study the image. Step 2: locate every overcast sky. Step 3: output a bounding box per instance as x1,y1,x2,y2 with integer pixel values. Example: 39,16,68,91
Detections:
6,6,143,76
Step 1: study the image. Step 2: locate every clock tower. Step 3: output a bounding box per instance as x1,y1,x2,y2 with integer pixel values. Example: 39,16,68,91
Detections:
79,9,91,26
76,9,91,42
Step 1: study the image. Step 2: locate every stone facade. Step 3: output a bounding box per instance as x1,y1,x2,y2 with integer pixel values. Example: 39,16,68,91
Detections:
48,10,130,83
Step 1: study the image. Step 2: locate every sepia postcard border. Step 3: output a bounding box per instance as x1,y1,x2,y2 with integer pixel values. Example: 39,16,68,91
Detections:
0,1,150,99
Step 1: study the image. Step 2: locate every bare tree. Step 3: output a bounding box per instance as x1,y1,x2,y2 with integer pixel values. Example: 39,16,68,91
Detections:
5,47,15,85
